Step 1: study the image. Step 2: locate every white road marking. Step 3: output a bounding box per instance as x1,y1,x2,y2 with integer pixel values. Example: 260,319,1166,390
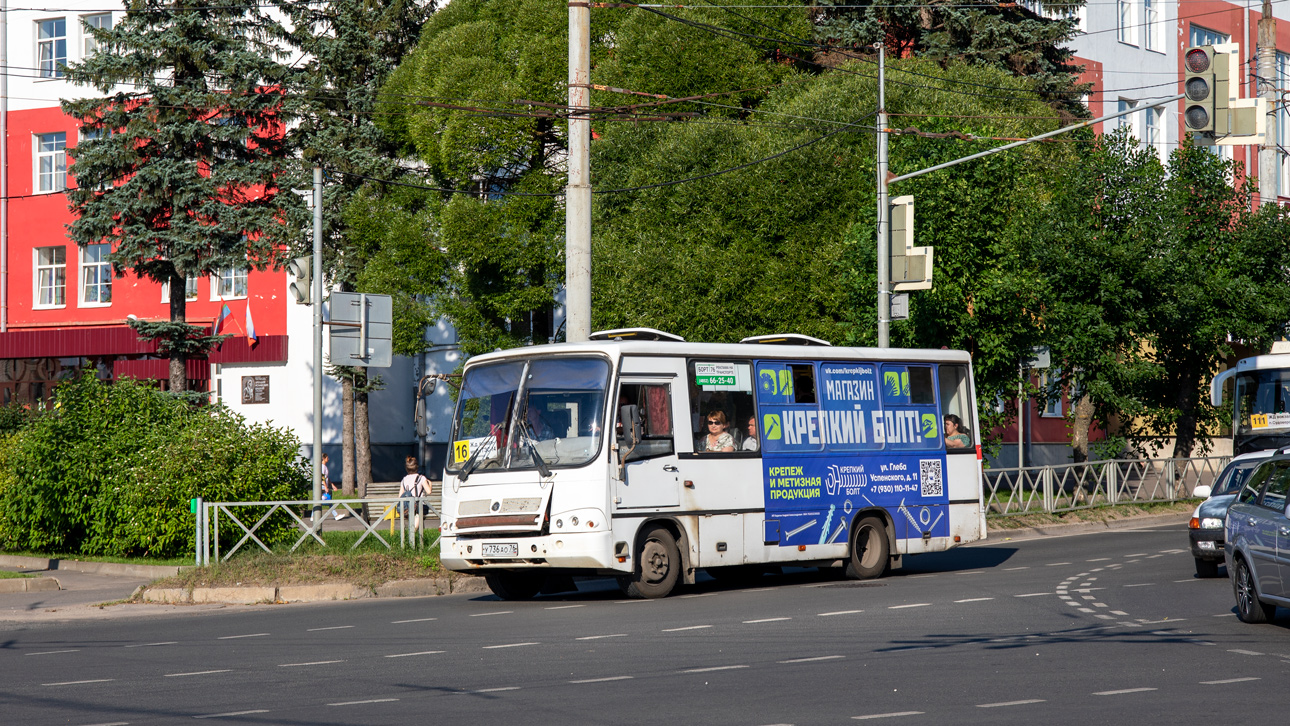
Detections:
681,665,749,673
1173,578,1199,583
614,600,654,604
1087,558,1111,562
1078,608,1095,613
384,651,445,658
852,712,924,720
744,587,775,592
1014,592,1051,598
279,660,345,667
908,574,937,579
475,687,520,693
976,699,1045,708
1141,619,1185,624
1046,562,1073,566
43,679,114,687
391,617,437,623
818,610,864,616
887,646,932,652
193,710,270,719
681,593,717,598
327,699,398,706
663,625,712,632
1187,640,1215,646
576,634,627,640
217,633,268,640
471,611,513,617
744,617,791,623
27,649,79,656
483,642,539,649
1111,611,1129,616
1123,583,1154,588
166,670,232,677
779,655,845,663
1146,554,1163,559
125,642,177,648
1125,553,1148,557
1214,613,1237,617
545,604,586,610
570,676,634,684
956,570,985,575
1201,677,1260,685
308,626,354,632
955,597,994,603
889,603,930,609
1228,649,1264,656
1094,688,1157,696
75,722,130,726
1004,566,1029,571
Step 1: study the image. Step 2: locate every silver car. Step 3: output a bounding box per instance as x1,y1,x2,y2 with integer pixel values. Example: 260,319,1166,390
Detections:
1224,453,1290,623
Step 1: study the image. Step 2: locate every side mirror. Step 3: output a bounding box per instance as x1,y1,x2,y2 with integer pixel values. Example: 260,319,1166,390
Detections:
1193,485,1212,499
620,405,641,449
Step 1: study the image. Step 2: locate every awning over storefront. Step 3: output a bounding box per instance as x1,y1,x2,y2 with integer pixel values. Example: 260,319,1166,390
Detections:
0,326,286,365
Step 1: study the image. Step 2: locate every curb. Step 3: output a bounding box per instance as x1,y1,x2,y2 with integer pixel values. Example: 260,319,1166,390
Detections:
138,574,490,605
0,554,187,578
987,512,1190,541
0,576,60,593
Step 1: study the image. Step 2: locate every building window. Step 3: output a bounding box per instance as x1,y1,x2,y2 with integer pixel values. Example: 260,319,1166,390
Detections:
1143,0,1160,51
35,247,66,307
37,18,67,78
1144,106,1162,160
36,132,67,193
1117,0,1136,46
213,267,248,299
81,243,112,305
1041,369,1063,418
1189,25,1229,47
81,13,111,57
1117,99,1136,138
161,272,200,302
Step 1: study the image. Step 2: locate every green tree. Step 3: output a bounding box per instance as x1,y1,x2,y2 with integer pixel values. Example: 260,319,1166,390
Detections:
63,0,306,392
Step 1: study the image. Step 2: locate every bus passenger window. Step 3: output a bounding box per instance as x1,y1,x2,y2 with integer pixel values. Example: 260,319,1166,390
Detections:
688,360,758,454
617,383,674,460
789,364,816,404
907,366,934,404
938,364,974,453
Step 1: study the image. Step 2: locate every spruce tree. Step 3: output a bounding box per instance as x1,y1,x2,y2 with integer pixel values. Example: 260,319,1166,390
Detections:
63,0,307,392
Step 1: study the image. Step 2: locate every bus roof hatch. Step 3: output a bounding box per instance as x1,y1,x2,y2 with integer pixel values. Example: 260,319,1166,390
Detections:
589,327,686,342
739,333,833,347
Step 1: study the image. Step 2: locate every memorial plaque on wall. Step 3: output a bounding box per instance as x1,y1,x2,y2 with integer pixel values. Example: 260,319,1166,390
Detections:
241,375,270,404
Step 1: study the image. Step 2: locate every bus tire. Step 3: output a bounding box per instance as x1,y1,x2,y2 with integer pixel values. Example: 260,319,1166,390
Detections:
484,571,545,601
619,525,681,599
844,516,889,580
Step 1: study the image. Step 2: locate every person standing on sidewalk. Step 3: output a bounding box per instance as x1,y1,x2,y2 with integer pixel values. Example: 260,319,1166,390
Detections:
399,457,430,530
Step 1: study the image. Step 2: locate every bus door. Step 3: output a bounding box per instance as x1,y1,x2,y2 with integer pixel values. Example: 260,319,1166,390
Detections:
613,365,685,510
937,363,982,544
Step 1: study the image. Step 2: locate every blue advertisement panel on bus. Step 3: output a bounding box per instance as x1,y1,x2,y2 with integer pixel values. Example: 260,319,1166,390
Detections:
757,360,949,547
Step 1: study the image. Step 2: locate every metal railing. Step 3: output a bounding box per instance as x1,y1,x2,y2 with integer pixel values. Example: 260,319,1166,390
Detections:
983,455,1230,517
193,497,440,566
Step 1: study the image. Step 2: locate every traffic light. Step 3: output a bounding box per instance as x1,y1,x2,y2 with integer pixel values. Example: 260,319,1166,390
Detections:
1183,45,1228,135
890,195,933,292
287,256,312,304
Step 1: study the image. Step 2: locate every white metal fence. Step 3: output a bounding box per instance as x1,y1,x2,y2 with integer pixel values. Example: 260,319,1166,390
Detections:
983,456,1230,516
193,497,440,566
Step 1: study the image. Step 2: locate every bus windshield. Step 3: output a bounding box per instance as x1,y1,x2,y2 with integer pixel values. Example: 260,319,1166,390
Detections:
1236,370,1290,435
448,357,610,473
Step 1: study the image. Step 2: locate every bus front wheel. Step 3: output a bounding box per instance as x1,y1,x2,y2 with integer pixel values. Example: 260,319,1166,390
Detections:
844,516,890,580
618,525,681,599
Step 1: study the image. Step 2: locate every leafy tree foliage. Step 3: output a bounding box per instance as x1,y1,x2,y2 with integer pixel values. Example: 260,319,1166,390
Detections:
63,0,306,391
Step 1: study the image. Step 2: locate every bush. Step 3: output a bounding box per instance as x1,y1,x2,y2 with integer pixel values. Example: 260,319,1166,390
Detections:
0,402,37,437
0,375,309,558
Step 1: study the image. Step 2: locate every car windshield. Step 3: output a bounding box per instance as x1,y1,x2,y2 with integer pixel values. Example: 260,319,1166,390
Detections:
448,357,610,473
1213,462,1262,496
1236,370,1290,434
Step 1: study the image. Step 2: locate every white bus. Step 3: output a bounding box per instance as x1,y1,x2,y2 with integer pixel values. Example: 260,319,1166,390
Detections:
1212,341,1290,455
439,329,987,599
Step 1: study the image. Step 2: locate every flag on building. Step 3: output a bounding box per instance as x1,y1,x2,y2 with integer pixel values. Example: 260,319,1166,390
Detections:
212,303,233,335
246,302,259,348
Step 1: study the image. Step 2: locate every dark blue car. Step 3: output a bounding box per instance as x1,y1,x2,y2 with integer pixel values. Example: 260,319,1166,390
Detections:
1190,451,1274,577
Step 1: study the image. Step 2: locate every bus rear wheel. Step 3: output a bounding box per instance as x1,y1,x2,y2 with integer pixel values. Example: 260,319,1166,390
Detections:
844,516,889,580
484,571,545,601
618,525,681,599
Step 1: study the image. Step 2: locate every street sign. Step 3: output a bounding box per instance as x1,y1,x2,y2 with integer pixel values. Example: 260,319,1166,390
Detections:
1024,346,1051,369
891,292,909,320
329,292,393,368
890,195,933,291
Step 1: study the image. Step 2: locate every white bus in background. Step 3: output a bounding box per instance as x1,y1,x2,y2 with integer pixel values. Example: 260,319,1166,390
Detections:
1212,341,1290,455
439,329,987,600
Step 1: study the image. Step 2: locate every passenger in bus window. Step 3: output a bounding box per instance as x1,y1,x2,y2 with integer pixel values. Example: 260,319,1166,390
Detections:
697,410,735,452
742,415,760,451
944,414,970,449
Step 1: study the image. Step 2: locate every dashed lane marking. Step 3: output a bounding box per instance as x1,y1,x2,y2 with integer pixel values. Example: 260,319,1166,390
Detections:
663,625,712,632
818,610,864,616
308,626,354,632
545,605,585,610
576,634,628,640
744,617,791,623
1111,611,1129,616
1201,677,1260,685
744,587,775,592
1004,566,1029,571
483,642,538,649
217,633,268,640
680,593,717,598
852,712,925,720
26,650,79,656
681,665,749,673
955,597,994,603
570,676,634,684
779,655,845,663
43,679,114,687
1228,649,1264,656
384,651,445,658
193,710,269,719
1046,562,1073,566
1125,553,1148,557
391,617,438,623
1124,583,1153,588
1087,558,1111,562
889,603,931,609
328,699,398,706
1214,613,1237,617
125,642,177,648
956,570,985,575
475,687,520,693
1187,640,1215,646
1014,593,1052,598
471,611,513,617
75,722,129,726
166,670,232,677
1094,688,1157,696
278,660,344,667
976,700,1045,708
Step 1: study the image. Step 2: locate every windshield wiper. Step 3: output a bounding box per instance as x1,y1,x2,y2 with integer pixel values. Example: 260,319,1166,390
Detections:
522,422,552,478
457,446,484,482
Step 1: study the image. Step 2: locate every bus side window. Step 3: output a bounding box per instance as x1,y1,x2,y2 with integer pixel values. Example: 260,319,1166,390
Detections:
938,364,975,453
618,383,674,461
789,364,816,404
689,360,757,453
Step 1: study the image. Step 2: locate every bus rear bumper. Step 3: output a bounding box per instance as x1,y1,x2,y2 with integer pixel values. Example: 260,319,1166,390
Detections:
441,531,622,572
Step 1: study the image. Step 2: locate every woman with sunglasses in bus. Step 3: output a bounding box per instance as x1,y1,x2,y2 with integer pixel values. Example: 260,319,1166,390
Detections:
698,410,736,452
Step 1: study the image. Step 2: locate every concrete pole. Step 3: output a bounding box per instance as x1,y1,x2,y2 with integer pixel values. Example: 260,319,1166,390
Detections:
565,0,592,342
1258,0,1278,204
875,43,890,349
312,168,323,520
1,0,8,333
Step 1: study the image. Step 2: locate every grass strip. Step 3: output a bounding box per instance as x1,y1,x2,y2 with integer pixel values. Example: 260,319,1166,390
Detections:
0,549,191,567
0,569,33,579
987,500,1196,530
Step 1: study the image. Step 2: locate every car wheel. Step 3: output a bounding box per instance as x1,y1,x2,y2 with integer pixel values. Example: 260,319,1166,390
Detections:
619,525,681,599
1233,558,1276,623
1195,557,1220,578
844,516,890,580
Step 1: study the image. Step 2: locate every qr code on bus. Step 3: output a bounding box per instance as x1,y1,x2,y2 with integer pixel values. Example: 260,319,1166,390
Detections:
919,459,943,498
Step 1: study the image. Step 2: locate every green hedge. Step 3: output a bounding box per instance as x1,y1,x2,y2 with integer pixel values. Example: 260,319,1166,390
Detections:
0,375,309,558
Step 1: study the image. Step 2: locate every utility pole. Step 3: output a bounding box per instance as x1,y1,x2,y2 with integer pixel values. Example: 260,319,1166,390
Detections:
875,43,890,349
312,168,323,520
1258,0,1278,204
565,0,592,342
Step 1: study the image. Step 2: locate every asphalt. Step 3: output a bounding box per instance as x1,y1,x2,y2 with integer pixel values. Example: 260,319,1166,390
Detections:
2,518,1286,725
